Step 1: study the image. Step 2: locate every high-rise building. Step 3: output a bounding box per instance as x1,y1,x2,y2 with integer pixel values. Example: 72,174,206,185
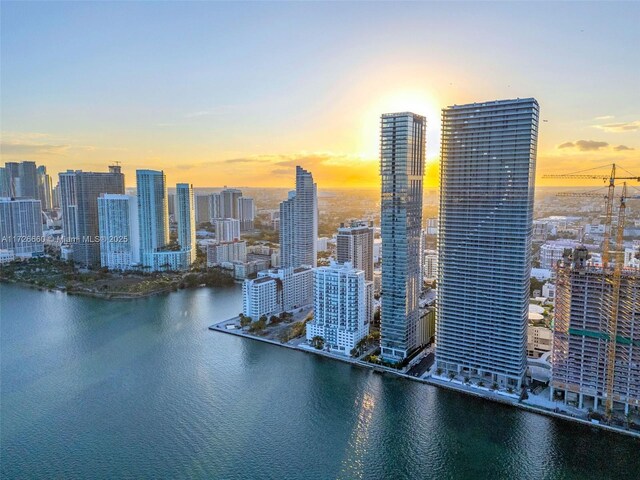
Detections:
279,190,296,268
195,194,210,224
237,197,255,231
379,112,426,362
279,166,317,269
3,161,38,198
336,220,374,281
0,197,44,258
214,218,241,243
0,167,10,197
220,188,243,219
436,98,539,388
552,247,639,414
175,183,196,265
36,166,53,211
136,170,169,258
306,261,370,355
209,193,222,220
97,194,140,270
59,166,125,267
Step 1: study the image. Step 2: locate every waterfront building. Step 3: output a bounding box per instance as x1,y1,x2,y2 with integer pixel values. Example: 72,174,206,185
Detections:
137,170,169,256
97,194,140,270
242,266,313,320
137,170,189,271
237,197,255,231
195,194,210,224
279,166,318,269
59,166,125,267
214,218,241,243
552,247,640,414
336,220,374,281
379,112,426,362
0,197,44,258
207,240,247,266
0,249,15,264
175,183,196,266
306,261,369,355
436,98,539,388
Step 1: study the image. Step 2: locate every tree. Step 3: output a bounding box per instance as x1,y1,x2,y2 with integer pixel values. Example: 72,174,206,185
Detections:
311,336,325,350
448,372,456,381
464,376,470,384
239,315,252,328
491,382,499,391
436,368,443,376
478,380,485,388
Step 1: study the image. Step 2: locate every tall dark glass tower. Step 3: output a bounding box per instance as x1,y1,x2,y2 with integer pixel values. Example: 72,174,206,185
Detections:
380,112,426,362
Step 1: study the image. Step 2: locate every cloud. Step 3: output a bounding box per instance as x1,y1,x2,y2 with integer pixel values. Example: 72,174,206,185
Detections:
224,157,270,164
595,121,640,132
614,145,634,151
594,115,614,121
0,141,70,156
558,140,609,151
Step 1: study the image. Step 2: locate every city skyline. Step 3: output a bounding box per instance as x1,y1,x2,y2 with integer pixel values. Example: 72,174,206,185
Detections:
2,2,638,189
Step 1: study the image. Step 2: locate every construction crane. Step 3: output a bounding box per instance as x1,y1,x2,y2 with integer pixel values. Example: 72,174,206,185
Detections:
604,183,628,416
543,163,639,419
543,163,638,268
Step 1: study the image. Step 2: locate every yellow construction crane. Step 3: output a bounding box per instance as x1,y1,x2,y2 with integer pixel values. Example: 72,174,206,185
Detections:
544,163,638,267
543,163,639,418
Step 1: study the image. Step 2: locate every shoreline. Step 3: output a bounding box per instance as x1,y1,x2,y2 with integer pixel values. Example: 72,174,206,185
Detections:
0,278,235,300
209,319,640,440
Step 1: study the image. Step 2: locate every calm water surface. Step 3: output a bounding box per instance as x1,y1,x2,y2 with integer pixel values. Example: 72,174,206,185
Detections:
1,284,639,479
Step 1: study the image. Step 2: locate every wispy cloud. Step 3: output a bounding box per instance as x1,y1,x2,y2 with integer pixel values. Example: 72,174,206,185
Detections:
594,115,614,121
595,120,640,132
558,140,609,152
614,144,634,151
0,141,69,156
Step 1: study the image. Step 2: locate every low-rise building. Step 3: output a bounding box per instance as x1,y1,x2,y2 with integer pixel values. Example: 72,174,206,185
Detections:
527,325,552,358
242,266,313,320
207,241,247,266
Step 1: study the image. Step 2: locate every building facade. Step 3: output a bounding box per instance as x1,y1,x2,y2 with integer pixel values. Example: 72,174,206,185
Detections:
214,218,241,243
552,247,640,414
207,240,247,266
436,98,539,388
175,183,196,266
97,194,140,270
379,112,426,361
237,197,255,232
59,166,125,267
242,267,313,320
0,197,44,258
279,167,318,269
336,220,374,281
306,262,369,355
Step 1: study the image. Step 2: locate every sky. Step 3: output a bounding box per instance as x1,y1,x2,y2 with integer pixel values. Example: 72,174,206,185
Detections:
1,1,639,189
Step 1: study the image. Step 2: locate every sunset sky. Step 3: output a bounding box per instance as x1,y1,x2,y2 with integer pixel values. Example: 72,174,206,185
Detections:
1,2,638,189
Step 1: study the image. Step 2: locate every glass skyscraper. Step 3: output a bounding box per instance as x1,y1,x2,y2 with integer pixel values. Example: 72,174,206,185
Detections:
379,112,426,362
436,98,539,388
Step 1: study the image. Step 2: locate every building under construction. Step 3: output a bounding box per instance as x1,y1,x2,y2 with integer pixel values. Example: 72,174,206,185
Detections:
551,246,640,415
